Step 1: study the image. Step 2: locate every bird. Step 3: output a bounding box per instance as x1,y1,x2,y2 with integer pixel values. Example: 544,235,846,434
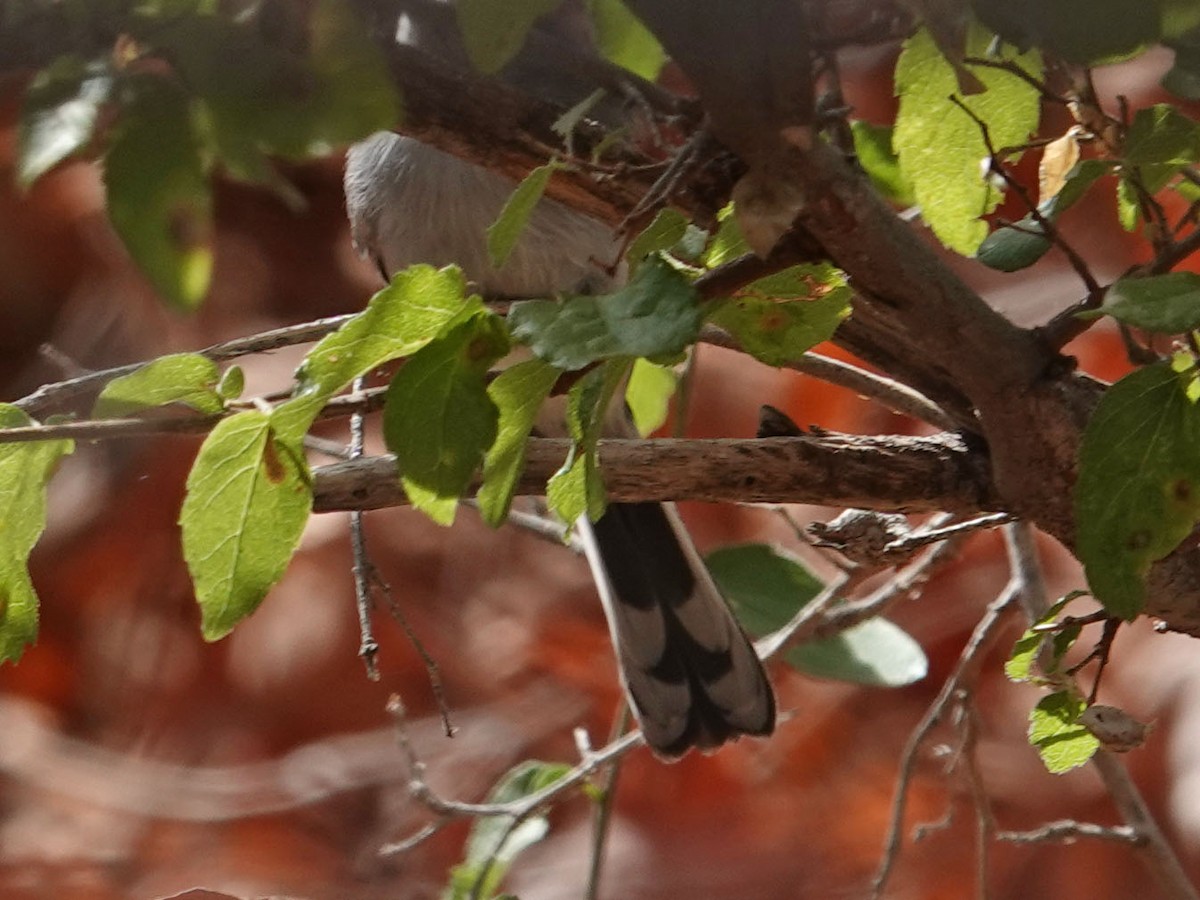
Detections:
342,3,774,758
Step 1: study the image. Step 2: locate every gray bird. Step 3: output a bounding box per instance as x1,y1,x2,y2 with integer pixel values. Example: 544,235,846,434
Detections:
343,3,774,757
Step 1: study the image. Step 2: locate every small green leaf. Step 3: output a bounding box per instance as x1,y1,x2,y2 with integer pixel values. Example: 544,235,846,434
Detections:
181,410,313,641
487,162,561,269
626,208,689,274
93,353,223,418
589,0,667,80
707,264,852,366
1095,272,1200,333
975,218,1052,272
277,265,479,440
546,359,629,524
1028,691,1100,774
18,55,113,187
1005,594,1079,682
0,405,73,663
444,760,570,900
850,120,915,206
217,365,245,400
456,0,565,73
625,358,677,436
105,76,213,310
1124,104,1200,167
1076,363,1200,619
895,23,1042,255
705,543,928,687
705,204,750,268
508,256,701,371
383,313,510,526
478,358,562,527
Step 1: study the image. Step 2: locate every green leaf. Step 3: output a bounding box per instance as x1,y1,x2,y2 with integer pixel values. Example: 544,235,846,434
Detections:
0,405,73,663
217,365,245,400
181,410,313,641
705,544,928,687
973,0,1162,65
487,162,561,269
456,0,565,74
589,0,667,80
625,358,677,436
977,159,1110,271
478,358,563,526
626,208,689,274
1005,594,1079,682
1076,363,1200,619
444,760,570,900
17,56,113,187
383,313,510,526
707,264,852,366
704,203,750,268
895,23,1042,255
1124,104,1200,167
850,120,915,206
1095,272,1200,333
277,265,479,440
508,256,701,371
92,353,223,418
1028,691,1100,774
546,359,629,524
975,218,1052,272
104,76,213,310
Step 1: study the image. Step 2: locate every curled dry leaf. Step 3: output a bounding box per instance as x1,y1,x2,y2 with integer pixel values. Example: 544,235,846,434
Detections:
1079,704,1154,753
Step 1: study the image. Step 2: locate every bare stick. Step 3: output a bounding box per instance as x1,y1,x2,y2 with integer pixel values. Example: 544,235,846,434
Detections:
996,820,1141,845
348,377,381,681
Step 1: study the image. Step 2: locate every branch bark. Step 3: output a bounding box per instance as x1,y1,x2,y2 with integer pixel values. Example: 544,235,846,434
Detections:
312,433,1000,515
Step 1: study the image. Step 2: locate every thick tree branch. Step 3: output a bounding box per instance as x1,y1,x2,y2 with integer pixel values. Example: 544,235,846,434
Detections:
312,433,999,515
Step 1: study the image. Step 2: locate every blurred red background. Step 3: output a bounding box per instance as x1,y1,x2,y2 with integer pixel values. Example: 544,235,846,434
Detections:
1,39,1200,900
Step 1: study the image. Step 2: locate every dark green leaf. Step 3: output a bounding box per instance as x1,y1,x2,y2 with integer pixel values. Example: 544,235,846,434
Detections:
1028,691,1100,774
487,162,561,269
706,544,928,687
383,313,510,525
18,56,112,187
180,410,313,641
93,353,223,418
104,76,213,310
478,358,563,526
589,0,667,80
1095,272,1200,333
1076,363,1200,619
456,0,565,73
975,218,1051,272
508,256,701,371
0,405,73,663
850,120,915,206
895,23,1042,255
1124,104,1200,167
707,264,852,366
545,359,629,524
974,0,1162,65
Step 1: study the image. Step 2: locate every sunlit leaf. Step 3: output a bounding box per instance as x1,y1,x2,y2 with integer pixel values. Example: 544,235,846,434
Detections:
0,405,73,663
93,353,223,418
851,120,915,206
589,0,667,80
478,358,562,526
625,358,677,436
895,24,1042,255
18,55,112,187
181,410,312,640
1028,691,1100,774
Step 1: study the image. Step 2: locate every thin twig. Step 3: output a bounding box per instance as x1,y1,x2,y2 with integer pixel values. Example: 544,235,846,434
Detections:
700,326,958,431
585,704,632,900
348,377,380,681
957,690,994,900
996,820,1142,845
870,579,1020,900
